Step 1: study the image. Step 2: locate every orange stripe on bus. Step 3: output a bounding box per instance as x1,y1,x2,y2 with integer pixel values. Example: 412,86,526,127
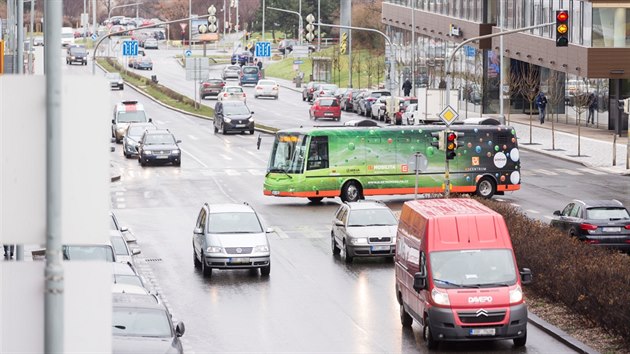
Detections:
497,184,520,192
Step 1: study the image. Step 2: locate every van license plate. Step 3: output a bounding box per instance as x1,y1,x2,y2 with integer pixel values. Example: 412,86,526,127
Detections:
603,227,620,232
469,328,495,336
230,258,250,264
371,245,390,251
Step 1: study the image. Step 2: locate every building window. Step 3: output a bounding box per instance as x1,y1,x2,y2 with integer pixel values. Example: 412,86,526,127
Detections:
592,7,630,48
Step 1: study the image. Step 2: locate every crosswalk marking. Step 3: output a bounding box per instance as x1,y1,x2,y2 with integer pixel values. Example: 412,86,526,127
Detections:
522,167,609,177
534,169,558,176
225,169,239,176
220,154,233,161
248,169,265,176
188,135,199,141
577,167,607,175
273,227,290,239
554,168,583,176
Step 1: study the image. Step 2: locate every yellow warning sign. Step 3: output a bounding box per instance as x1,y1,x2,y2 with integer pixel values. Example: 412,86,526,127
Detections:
438,105,459,126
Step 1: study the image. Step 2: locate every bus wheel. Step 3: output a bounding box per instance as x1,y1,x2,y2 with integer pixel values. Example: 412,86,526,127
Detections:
475,177,496,199
341,181,361,202
308,197,323,203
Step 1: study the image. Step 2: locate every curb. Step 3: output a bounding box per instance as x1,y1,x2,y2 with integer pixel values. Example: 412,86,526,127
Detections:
110,162,121,182
528,312,600,354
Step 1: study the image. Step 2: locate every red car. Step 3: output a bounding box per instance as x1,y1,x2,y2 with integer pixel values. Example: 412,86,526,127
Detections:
309,97,341,121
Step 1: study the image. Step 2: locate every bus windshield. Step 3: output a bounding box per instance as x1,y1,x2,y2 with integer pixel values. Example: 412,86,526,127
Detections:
268,134,307,174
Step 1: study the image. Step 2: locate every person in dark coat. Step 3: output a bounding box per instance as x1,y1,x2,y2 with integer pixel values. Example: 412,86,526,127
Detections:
587,93,597,125
536,91,548,124
402,79,412,96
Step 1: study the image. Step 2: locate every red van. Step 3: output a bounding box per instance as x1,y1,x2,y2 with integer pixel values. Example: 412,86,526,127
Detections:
395,198,532,349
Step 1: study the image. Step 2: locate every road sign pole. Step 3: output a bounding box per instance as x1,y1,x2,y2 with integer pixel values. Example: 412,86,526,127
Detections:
444,157,450,198
414,153,419,200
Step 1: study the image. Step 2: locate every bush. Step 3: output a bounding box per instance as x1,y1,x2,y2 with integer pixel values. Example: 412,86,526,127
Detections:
478,199,630,344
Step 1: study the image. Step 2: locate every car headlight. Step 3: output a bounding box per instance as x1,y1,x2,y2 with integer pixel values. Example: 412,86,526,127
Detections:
116,127,126,133
206,246,223,254
171,149,180,155
431,288,450,306
254,245,269,252
350,238,367,245
71,56,75,59
143,150,153,155
509,285,523,304
118,80,123,84
224,118,232,123
248,117,254,122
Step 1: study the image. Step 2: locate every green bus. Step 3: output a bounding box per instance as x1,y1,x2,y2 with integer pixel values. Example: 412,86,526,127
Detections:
263,124,521,203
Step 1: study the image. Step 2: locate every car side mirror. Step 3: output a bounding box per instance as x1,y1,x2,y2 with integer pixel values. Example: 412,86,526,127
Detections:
553,210,561,216
175,321,185,337
413,272,427,292
193,227,203,235
148,118,152,122
112,119,115,124
520,268,533,285
176,140,182,144
120,227,128,232
334,220,344,227
250,111,254,114
266,227,274,233
131,248,141,256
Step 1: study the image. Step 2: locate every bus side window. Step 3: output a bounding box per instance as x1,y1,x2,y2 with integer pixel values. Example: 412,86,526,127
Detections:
307,136,329,170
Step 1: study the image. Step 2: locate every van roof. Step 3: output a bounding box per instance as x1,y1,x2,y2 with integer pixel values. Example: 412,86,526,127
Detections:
404,198,497,218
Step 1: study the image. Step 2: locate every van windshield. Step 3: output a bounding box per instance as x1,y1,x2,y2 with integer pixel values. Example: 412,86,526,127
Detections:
430,249,517,288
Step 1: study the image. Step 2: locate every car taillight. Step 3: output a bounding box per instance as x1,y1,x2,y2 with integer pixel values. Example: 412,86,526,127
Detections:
243,93,246,97
203,83,210,88
625,225,630,230
320,91,325,95
221,82,225,86
309,88,314,93
272,87,278,90
586,240,600,244
580,223,598,231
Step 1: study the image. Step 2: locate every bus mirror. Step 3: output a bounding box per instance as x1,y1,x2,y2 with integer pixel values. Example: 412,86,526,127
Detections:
256,135,262,150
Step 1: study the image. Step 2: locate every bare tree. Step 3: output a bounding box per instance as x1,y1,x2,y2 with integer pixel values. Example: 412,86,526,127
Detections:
354,54,362,89
545,70,564,150
504,68,522,125
519,62,540,144
572,84,591,156
365,51,376,88
331,48,341,87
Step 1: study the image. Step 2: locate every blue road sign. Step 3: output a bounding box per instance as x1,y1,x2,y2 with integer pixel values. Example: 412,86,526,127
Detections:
255,42,271,58
293,60,304,65
122,40,139,56
91,33,98,41
185,49,192,57
464,45,476,57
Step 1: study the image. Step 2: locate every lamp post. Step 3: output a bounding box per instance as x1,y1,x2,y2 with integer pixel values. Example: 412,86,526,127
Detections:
267,6,303,45
108,2,142,23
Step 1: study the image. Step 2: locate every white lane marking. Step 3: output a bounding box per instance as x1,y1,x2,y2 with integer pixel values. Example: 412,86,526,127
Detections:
188,135,199,141
554,168,583,176
115,191,124,196
543,216,554,220
577,168,607,175
534,169,558,176
117,204,126,209
116,197,125,202
220,154,233,161
201,169,216,176
248,169,264,176
181,148,208,168
274,227,290,239
526,209,540,214
511,203,521,207
225,169,240,176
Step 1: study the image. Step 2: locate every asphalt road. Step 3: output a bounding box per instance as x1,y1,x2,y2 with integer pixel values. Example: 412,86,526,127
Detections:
65,46,630,352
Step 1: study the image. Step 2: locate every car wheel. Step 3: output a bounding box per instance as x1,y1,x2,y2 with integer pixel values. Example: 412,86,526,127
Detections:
222,124,227,135
213,125,218,133
140,159,146,167
331,233,341,255
249,129,254,135
200,253,212,277
341,180,361,202
423,317,438,349
174,160,181,167
260,263,271,276
344,241,353,263
513,330,527,347
193,250,201,269
123,150,130,158
400,303,413,327
475,177,496,199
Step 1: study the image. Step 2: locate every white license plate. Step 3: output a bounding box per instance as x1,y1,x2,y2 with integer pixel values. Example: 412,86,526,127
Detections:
271,190,280,196
235,124,246,128
371,245,390,251
603,227,621,232
469,328,495,336
230,258,250,264
156,155,169,159
325,112,333,116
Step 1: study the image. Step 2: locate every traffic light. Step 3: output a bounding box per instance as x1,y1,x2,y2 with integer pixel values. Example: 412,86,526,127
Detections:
445,131,458,160
305,14,315,43
340,32,348,54
555,10,569,47
207,5,218,33
430,131,444,151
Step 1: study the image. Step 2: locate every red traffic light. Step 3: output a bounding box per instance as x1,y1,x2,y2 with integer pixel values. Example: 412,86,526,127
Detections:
556,11,568,22
447,132,457,141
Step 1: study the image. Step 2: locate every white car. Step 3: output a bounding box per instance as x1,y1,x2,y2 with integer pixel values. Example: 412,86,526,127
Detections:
217,86,247,102
370,96,388,120
254,80,279,99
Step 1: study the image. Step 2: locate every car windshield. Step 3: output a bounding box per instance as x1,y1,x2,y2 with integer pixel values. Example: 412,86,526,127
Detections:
225,87,243,93
321,84,337,91
207,79,223,85
348,208,398,226
113,275,143,287
318,99,338,107
371,92,391,98
112,308,172,338
62,245,115,261
110,236,129,256
70,47,86,55
243,67,258,74
117,110,147,123
207,212,263,233
106,73,121,80
141,57,151,63
430,249,517,288
585,207,630,220
128,125,155,138
268,134,307,174
144,134,175,145
227,66,240,71
258,80,276,86
224,104,250,115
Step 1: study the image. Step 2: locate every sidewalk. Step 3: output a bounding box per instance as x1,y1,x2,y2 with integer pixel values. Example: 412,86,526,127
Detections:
271,77,629,175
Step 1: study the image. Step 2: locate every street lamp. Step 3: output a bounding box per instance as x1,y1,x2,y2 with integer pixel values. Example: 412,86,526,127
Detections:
267,6,303,45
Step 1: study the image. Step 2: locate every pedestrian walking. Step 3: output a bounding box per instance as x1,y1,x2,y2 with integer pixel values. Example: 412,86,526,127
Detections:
587,93,597,125
536,91,548,124
257,59,263,70
402,79,412,97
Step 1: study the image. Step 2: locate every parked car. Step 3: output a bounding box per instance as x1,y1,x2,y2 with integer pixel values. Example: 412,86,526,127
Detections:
333,88,349,101
112,100,151,143
192,202,272,277
110,230,141,268
106,72,124,90
128,49,145,68
357,90,391,117
312,84,339,101
239,65,261,86
66,45,88,65
143,37,159,49
302,81,324,102
123,122,157,158
254,79,279,99
137,129,182,167
111,262,146,289
551,199,630,251
331,200,398,263
341,89,363,112
62,243,116,261
133,56,153,70
217,86,246,102
351,91,368,114
112,293,185,354
199,78,225,100
110,211,136,243
222,65,241,80
383,97,417,124
309,97,341,121
213,100,255,134
370,96,389,120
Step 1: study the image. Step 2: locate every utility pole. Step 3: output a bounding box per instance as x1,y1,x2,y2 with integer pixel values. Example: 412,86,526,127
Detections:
317,0,320,52
262,0,265,41
411,0,415,97
236,0,239,32
499,0,505,124
44,0,64,351
17,0,24,74
92,0,97,40
29,0,35,75
188,0,192,52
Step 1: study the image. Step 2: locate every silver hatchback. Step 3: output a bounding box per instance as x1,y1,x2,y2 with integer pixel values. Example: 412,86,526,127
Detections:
222,65,241,80
192,203,272,277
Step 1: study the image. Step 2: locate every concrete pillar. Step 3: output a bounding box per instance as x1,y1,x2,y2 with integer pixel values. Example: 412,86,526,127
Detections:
614,8,626,47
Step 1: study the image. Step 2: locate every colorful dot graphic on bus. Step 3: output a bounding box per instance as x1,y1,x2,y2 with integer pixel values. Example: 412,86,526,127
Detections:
475,146,482,153
348,142,355,151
